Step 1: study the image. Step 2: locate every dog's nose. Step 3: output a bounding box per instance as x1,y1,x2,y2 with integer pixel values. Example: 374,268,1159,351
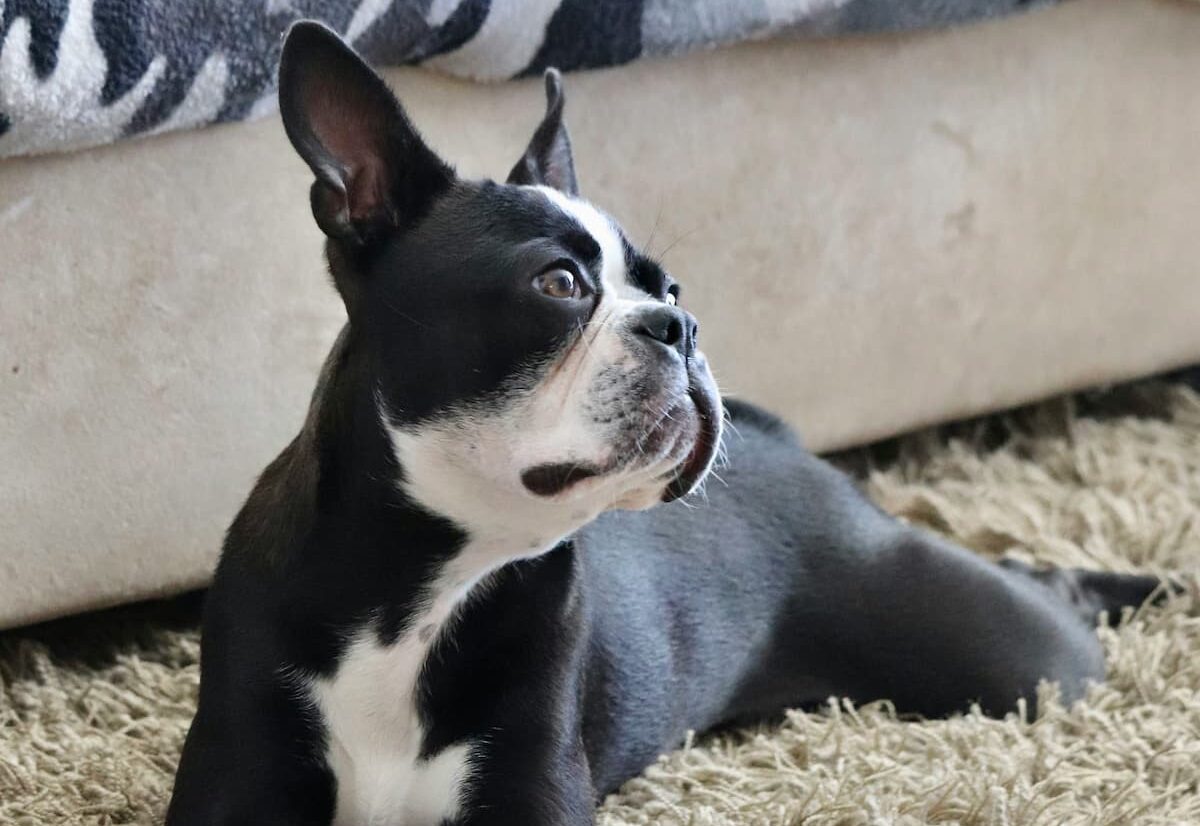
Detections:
634,305,699,359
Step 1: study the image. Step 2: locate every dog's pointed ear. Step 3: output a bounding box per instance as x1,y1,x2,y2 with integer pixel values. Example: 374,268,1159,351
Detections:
506,69,578,196
278,21,453,245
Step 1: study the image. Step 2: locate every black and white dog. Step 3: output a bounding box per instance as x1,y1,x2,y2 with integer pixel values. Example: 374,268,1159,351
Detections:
168,22,1164,826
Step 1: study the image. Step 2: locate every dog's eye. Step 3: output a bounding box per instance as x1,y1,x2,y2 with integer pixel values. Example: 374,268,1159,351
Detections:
533,268,580,300
666,284,680,306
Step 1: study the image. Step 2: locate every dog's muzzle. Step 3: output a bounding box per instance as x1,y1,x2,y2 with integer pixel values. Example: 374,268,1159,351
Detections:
627,304,721,501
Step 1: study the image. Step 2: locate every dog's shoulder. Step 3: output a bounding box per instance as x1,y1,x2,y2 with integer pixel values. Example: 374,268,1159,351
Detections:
223,326,354,569
223,435,319,569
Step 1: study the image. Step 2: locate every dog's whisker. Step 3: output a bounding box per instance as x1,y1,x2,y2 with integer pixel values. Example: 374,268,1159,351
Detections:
644,201,665,256
656,226,700,262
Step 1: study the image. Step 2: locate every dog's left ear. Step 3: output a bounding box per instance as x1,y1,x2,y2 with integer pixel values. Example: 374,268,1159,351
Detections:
278,21,453,245
507,69,578,196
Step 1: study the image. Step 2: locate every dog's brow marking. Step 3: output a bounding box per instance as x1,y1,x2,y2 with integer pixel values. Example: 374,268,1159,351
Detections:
534,186,629,295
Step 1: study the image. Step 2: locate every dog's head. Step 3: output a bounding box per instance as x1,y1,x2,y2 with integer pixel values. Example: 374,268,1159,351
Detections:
279,23,722,542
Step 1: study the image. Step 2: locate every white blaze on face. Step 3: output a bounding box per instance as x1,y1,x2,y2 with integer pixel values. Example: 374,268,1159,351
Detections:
533,186,655,304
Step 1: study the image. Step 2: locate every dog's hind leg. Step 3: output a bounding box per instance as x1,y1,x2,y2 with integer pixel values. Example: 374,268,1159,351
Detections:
835,530,1113,718
733,528,1121,722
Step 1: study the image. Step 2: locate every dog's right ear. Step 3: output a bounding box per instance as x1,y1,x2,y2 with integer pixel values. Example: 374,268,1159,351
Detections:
507,69,578,196
278,21,453,246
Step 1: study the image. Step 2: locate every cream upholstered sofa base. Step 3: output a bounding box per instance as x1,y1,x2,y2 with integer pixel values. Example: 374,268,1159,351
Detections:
3,0,1199,629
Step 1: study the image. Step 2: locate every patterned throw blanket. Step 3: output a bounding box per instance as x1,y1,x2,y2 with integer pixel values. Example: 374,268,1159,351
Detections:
0,0,1054,160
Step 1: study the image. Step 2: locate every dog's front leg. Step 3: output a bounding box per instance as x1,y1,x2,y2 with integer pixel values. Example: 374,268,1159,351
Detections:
452,733,596,826
166,700,335,826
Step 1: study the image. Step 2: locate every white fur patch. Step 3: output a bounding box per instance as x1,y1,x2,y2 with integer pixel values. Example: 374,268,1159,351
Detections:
535,187,631,292
310,567,489,826
536,187,661,312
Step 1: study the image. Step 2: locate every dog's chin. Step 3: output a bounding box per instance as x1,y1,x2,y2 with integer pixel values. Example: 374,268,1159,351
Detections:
591,381,723,509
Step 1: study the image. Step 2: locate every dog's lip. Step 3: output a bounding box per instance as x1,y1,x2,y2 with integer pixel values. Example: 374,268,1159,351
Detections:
662,382,720,503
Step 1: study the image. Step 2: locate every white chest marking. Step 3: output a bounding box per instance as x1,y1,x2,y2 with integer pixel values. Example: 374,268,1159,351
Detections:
309,567,491,826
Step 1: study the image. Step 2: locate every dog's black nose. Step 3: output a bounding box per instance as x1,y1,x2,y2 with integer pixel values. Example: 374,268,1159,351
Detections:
634,305,699,359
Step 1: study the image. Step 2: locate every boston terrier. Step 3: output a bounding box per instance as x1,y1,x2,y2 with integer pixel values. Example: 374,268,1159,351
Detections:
167,21,1166,826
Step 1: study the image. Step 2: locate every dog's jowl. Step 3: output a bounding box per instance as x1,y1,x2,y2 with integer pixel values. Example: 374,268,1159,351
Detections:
166,22,1166,826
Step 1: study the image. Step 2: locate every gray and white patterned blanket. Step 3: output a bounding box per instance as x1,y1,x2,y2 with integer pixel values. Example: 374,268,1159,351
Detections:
0,0,1054,160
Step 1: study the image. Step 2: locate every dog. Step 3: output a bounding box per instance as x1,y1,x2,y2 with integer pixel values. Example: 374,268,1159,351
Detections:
167,21,1166,826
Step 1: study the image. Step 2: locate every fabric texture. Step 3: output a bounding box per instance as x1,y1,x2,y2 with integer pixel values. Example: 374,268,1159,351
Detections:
0,0,1060,159
1,377,1197,824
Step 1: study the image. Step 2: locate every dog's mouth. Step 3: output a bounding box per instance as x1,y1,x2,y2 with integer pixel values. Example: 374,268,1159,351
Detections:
662,380,722,503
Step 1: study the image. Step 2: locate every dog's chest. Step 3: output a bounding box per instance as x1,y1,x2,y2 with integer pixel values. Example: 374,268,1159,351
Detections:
310,620,475,826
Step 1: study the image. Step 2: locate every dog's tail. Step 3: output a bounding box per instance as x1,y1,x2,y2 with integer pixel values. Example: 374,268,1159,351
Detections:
999,558,1192,626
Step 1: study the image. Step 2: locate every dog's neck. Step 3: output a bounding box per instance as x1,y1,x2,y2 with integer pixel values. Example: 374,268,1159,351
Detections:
301,330,581,582
382,419,596,562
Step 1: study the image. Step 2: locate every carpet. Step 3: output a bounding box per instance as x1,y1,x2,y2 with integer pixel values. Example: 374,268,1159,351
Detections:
2,379,1198,825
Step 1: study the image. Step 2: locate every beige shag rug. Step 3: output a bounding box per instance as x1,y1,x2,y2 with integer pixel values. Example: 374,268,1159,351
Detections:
2,380,1198,826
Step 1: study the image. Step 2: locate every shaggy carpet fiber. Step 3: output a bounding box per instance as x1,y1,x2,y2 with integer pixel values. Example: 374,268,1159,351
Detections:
2,379,1198,825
